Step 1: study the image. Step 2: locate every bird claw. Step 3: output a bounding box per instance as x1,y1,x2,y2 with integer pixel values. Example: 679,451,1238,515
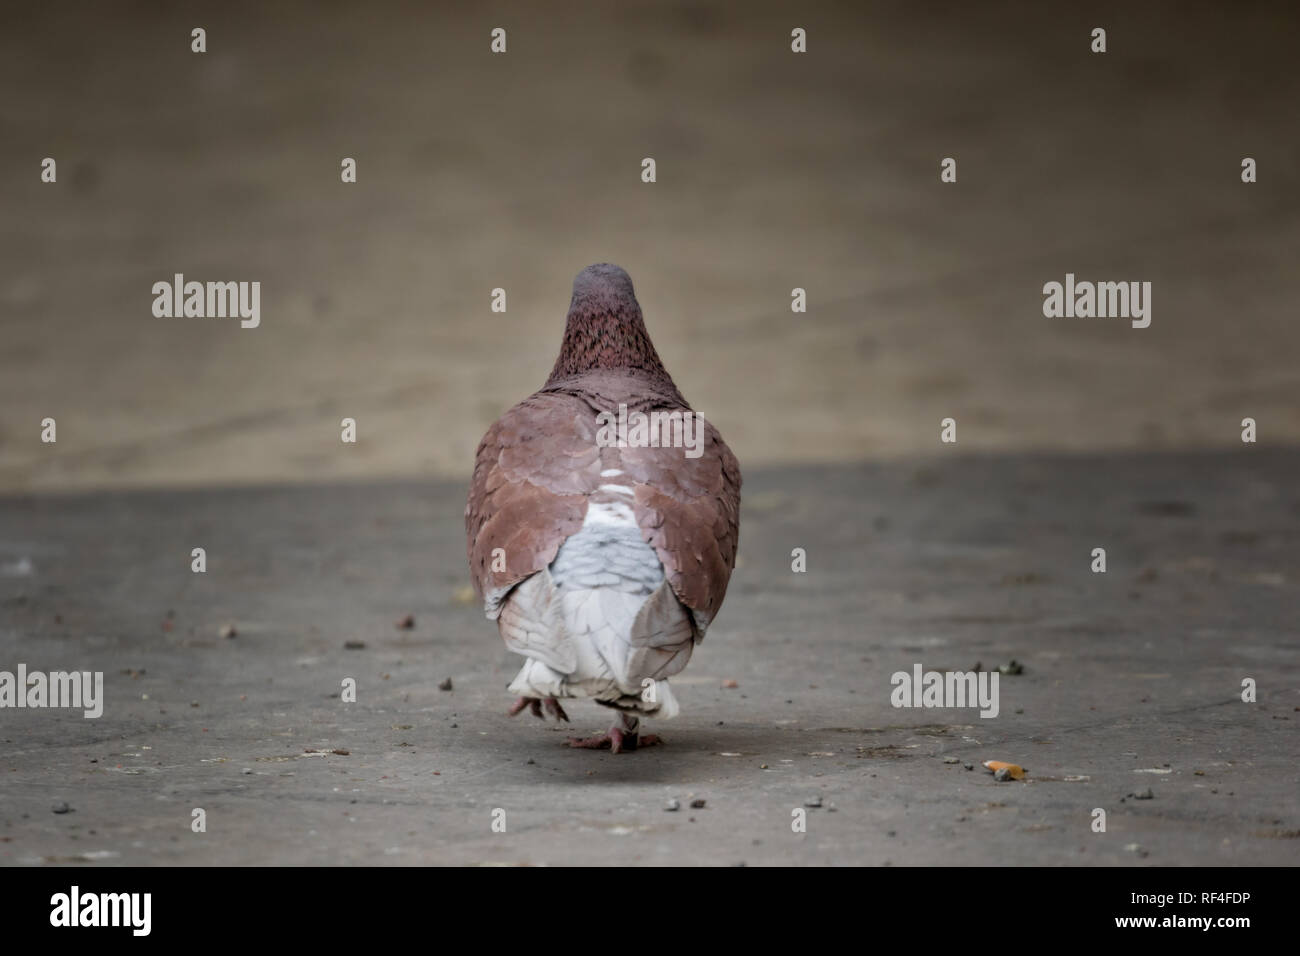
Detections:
508,696,568,722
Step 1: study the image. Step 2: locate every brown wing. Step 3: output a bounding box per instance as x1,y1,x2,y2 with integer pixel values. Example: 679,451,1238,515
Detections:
620,418,742,635
467,382,742,635
464,393,598,617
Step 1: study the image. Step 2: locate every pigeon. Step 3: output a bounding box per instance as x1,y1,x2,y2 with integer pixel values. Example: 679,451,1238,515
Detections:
465,264,742,752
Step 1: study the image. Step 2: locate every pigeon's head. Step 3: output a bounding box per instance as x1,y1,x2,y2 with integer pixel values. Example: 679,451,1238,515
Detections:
546,263,674,386
570,263,637,305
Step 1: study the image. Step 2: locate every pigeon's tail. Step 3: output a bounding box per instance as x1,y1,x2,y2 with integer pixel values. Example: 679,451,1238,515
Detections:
506,659,681,718
496,483,696,718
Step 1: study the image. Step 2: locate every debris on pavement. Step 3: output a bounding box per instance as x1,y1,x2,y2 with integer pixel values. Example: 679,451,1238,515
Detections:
984,760,1026,781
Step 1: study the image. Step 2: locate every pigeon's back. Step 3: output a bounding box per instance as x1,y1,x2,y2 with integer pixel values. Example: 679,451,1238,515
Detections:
465,265,741,725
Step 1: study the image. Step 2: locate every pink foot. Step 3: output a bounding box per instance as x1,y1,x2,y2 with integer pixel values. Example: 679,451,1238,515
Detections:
567,720,662,754
508,696,569,722
507,696,541,718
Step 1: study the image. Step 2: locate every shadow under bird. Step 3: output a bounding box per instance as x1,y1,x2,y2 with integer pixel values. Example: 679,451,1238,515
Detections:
465,264,742,752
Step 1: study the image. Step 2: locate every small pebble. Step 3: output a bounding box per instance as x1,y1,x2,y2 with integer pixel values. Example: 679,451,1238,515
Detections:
690,798,706,809
805,796,823,808
664,799,680,812
51,802,71,814
943,756,960,764
219,623,237,639
241,768,252,775
438,678,453,691
344,640,366,650
396,614,415,630
1133,788,1154,800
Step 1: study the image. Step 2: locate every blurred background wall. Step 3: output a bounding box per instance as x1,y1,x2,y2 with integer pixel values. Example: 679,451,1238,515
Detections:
1,0,1297,492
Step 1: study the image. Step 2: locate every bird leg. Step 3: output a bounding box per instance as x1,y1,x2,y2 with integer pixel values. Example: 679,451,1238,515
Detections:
508,696,569,722
567,712,661,754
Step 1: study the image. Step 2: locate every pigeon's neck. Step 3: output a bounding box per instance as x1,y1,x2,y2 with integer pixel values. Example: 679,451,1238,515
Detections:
544,299,674,388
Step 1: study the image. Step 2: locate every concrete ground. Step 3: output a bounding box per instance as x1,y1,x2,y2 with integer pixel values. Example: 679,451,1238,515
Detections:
2,449,1296,866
